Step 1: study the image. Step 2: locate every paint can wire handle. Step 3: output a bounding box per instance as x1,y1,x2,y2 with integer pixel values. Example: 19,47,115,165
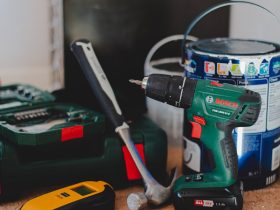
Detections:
144,35,198,76
181,0,280,64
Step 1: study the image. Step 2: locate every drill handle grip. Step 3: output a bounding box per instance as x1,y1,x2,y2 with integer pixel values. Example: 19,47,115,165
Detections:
219,124,238,180
71,39,125,129
194,122,238,184
187,120,239,182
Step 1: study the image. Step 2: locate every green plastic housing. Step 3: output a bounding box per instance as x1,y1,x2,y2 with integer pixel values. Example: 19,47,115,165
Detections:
174,80,261,192
0,104,105,146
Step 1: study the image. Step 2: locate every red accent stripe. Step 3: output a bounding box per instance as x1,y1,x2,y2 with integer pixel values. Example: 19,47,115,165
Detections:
193,115,206,126
210,80,223,87
61,125,84,142
122,144,145,180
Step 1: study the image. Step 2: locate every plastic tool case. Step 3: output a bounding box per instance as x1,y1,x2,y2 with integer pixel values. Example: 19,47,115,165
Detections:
0,116,167,199
0,84,167,199
0,84,55,111
0,103,105,146
0,84,105,146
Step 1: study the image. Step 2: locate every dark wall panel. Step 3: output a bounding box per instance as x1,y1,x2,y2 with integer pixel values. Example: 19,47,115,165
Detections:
63,0,229,120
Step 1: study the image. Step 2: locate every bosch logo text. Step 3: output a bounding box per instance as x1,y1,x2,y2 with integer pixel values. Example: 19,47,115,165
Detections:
215,98,238,108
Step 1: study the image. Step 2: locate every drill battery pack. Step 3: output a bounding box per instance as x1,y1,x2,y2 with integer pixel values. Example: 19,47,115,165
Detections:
173,178,243,210
0,84,168,199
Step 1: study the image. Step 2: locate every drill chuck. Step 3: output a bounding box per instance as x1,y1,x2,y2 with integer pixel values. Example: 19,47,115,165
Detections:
132,74,197,109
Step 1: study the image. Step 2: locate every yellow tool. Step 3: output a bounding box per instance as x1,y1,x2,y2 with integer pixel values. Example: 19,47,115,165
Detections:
21,181,115,210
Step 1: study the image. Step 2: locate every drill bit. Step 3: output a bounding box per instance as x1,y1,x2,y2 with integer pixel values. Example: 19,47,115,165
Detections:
129,78,148,89
129,79,142,86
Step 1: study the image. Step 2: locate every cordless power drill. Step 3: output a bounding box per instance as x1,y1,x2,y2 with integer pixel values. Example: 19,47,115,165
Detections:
130,74,261,210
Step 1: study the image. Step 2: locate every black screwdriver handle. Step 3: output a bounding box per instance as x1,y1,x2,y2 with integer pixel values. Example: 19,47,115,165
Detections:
71,39,125,129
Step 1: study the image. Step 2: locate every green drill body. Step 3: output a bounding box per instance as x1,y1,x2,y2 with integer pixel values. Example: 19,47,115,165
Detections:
140,74,261,191
175,80,261,191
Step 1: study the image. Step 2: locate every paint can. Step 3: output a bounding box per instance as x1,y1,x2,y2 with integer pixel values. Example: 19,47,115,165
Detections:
183,1,280,190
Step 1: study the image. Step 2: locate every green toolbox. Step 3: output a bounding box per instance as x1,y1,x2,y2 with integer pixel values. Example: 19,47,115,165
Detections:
0,116,167,199
0,84,55,111
0,84,105,146
0,84,168,199
0,103,105,146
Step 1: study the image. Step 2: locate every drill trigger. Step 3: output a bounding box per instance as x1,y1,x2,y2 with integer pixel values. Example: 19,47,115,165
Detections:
190,121,202,139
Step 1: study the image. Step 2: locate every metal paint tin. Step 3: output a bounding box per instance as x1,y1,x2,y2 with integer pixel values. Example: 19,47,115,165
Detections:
184,38,280,190
182,1,280,190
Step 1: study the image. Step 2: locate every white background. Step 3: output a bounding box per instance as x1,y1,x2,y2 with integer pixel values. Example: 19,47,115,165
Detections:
230,0,280,43
0,0,52,89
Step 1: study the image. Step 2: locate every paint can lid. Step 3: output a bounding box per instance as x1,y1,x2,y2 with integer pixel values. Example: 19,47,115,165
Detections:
188,38,280,56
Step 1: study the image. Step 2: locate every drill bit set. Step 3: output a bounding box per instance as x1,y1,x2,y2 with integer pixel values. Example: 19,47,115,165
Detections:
0,84,55,111
0,84,104,146
0,104,104,146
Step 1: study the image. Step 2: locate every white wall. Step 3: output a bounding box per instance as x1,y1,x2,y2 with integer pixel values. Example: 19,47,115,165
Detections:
230,0,280,43
0,0,52,90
